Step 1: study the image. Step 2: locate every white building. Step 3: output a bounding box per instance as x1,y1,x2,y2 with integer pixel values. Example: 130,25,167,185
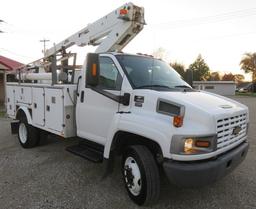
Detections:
193,81,236,96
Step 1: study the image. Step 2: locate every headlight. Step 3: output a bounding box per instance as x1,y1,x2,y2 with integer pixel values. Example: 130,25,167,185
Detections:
171,135,217,155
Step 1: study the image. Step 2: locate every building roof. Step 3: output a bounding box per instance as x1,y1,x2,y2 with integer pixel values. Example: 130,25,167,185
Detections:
237,82,252,89
0,55,24,71
193,81,235,84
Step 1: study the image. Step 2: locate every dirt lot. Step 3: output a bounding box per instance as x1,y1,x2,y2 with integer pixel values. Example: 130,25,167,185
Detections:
0,96,255,209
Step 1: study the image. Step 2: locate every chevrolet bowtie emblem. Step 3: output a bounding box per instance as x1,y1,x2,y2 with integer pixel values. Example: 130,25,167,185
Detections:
220,104,232,109
232,126,242,135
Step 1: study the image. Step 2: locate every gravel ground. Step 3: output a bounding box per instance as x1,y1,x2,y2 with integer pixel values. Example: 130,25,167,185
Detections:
0,96,255,209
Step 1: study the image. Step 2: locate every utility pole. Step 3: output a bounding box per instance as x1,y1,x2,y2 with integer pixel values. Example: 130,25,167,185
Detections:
40,39,50,56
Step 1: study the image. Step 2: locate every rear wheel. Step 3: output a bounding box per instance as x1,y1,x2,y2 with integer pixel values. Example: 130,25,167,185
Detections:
18,117,39,148
122,145,160,206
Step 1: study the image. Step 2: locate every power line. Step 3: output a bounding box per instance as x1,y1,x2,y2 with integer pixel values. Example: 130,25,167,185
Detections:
152,7,256,29
178,31,256,45
0,48,35,59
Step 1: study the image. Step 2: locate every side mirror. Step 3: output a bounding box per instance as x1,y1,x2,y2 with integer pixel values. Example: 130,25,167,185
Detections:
186,69,193,87
86,53,100,87
121,93,130,106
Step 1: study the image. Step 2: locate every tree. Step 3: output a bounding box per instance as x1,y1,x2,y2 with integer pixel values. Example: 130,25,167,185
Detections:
234,74,245,84
208,72,220,81
221,73,244,83
152,47,167,60
188,54,210,81
170,62,186,78
222,73,235,81
240,52,256,91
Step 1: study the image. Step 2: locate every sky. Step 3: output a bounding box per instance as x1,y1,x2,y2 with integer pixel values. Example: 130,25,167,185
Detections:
1,0,256,81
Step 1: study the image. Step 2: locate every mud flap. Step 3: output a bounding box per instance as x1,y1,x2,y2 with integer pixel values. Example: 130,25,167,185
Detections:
11,121,19,134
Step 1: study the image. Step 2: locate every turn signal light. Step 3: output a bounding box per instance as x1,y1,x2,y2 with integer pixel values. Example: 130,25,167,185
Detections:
195,140,210,148
173,116,183,128
92,64,97,76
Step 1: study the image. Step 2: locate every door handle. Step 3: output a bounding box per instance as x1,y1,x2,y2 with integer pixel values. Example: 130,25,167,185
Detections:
80,91,85,103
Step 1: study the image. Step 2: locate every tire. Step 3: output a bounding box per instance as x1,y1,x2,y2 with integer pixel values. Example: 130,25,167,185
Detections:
18,117,39,148
122,145,160,206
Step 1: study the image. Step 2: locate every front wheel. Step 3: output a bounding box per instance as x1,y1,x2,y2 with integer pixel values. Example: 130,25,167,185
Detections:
18,118,39,148
122,145,160,206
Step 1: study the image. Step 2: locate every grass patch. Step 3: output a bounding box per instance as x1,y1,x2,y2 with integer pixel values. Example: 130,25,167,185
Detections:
0,111,5,118
236,92,256,97
0,106,6,118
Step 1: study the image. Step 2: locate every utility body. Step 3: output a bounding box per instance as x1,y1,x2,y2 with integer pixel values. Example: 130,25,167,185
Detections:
6,2,249,206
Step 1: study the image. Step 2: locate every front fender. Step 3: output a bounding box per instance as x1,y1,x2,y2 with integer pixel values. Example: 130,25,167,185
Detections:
16,107,32,125
103,118,171,159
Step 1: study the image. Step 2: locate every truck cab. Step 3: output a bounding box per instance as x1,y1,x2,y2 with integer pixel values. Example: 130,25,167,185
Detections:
75,52,249,204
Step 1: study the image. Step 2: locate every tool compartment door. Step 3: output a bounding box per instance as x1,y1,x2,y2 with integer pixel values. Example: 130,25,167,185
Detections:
45,88,64,132
6,86,16,117
15,86,32,105
32,88,45,126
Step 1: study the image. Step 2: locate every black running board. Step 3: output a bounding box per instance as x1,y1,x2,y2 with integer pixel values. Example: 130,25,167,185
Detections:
66,141,104,163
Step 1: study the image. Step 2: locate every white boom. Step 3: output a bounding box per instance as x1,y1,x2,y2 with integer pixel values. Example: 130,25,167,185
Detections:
45,2,145,57
15,2,145,84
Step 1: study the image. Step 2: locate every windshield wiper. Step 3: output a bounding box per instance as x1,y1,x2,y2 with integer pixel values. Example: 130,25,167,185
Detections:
174,85,191,89
137,84,174,89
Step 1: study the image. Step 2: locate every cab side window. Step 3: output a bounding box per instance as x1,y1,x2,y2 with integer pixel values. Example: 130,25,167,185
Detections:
98,57,122,90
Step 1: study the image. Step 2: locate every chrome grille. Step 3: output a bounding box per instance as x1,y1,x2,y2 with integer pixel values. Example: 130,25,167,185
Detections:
216,113,247,150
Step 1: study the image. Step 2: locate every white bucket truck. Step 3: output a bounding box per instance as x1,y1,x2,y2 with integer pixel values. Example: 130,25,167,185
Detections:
6,2,249,206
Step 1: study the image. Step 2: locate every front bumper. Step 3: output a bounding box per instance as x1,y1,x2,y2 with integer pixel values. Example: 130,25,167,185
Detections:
163,142,249,187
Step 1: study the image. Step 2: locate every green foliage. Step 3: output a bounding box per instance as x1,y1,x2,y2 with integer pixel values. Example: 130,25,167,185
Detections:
240,52,256,82
188,54,210,81
208,72,220,81
0,110,5,118
236,92,256,97
170,62,186,78
221,73,245,83
234,74,245,83
222,73,235,81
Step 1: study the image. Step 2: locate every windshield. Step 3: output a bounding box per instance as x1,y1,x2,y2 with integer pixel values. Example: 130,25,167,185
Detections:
116,55,191,91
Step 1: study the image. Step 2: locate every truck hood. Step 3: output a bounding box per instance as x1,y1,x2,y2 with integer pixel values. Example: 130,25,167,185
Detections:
156,90,247,115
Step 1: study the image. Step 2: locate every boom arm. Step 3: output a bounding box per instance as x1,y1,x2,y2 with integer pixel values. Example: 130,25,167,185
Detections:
45,2,145,57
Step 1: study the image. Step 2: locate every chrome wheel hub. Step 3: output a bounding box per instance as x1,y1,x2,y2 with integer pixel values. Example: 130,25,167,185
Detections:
19,123,28,144
124,157,142,196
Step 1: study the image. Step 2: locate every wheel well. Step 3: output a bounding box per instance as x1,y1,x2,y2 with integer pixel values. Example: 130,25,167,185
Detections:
16,109,26,120
16,107,32,121
111,131,164,164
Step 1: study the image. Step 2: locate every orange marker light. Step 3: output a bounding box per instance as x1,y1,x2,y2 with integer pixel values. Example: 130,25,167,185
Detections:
92,64,97,77
195,141,210,148
173,116,183,128
120,9,128,15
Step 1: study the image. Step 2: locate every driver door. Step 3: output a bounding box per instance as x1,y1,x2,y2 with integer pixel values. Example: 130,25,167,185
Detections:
76,55,122,145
